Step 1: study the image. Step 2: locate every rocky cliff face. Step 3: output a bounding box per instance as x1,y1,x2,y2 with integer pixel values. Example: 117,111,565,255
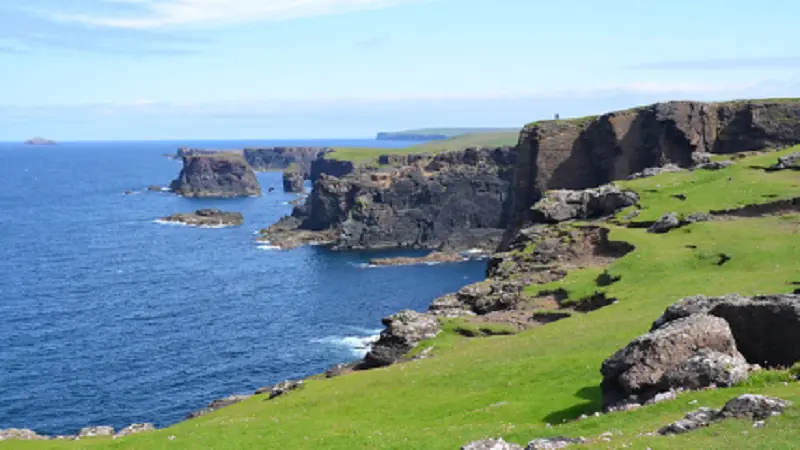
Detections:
282,167,305,193
243,147,331,176
261,147,517,250
309,157,356,181
505,100,800,240
170,152,262,198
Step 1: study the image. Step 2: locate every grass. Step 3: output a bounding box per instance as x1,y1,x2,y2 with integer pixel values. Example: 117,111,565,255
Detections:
7,148,800,449
325,130,520,164
615,147,800,223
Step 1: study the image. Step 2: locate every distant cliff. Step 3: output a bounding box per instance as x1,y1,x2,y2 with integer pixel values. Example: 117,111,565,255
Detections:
242,147,331,176
170,152,262,198
376,128,518,141
504,99,800,241
261,147,517,250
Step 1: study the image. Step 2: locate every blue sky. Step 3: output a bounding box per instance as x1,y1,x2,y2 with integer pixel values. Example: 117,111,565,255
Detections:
1,0,800,140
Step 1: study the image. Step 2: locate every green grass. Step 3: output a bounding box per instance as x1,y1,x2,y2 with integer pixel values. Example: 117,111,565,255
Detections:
8,148,800,449
325,130,519,164
616,146,800,223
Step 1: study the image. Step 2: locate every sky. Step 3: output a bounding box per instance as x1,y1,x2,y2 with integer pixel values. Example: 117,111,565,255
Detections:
1,0,800,140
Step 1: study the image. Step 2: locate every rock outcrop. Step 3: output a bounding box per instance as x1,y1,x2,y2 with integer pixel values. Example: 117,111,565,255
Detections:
658,394,791,435
367,252,469,267
601,314,747,409
282,167,305,193
462,438,523,450
530,184,639,223
602,293,800,410
361,310,440,368
768,151,800,171
170,152,261,198
158,209,243,228
506,100,800,241
186,394,251,420
261,147,517,250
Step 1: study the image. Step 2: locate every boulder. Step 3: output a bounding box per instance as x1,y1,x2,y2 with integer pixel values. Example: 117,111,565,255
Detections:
768,152,800,171
717,394,791,420
627,164,684,180
0,429,48,441
600,314,743,408
659,349,749,391
78,426,115,438
658,407,719,435
651,294,800,367
647,212,681,234
525,437,587,449
658,394,791,435
114,423,155,438
462,438,523,450
361,310,440,368
695,160,736,171
531,184,639,223
170,152,261,198
159,209,244,228
185,394,251,420
254,380,304,400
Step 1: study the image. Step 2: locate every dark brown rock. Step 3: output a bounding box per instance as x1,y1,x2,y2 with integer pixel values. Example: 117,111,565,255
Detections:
159,209,243,228
170,152,261,198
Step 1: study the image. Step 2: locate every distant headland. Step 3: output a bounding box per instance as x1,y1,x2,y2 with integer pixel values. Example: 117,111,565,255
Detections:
24,137,57,146
375,127,518,141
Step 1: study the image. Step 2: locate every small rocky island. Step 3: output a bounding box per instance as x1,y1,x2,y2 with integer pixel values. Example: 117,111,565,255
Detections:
158,209,243,228
24,137,56,146
170,151,262,198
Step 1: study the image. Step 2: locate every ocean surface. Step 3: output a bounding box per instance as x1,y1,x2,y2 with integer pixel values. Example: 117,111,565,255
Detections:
0,139,487,435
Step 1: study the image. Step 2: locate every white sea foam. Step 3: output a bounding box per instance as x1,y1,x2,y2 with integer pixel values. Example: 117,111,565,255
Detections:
256,244,281,251
313,332,381,357
152,219,232,229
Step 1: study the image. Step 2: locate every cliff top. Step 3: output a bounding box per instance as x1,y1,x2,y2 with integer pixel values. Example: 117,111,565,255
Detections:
525,97,800,128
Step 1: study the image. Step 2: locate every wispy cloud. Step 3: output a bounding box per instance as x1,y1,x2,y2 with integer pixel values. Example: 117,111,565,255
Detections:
0,4,203,55
42,0,424,29
630,56,800,71
355,37,386,48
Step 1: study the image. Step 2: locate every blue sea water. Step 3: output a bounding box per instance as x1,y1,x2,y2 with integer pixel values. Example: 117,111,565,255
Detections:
0,139,487,436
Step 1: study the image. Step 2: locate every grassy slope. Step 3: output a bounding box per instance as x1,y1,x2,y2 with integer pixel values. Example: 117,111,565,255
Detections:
326,130,520,164
8,148,800,450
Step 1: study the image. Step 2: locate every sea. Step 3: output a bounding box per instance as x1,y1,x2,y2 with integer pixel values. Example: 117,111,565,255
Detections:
0,139,487,435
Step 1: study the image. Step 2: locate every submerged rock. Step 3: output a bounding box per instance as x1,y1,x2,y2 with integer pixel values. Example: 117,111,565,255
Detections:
361,310,440,368
159,209,243,228
368,252,467,267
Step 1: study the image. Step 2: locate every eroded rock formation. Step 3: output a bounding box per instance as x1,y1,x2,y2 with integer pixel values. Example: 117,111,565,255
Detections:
158,209,243,228
170,152,261,198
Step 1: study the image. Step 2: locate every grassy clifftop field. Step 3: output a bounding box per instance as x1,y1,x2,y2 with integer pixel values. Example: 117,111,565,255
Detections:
9,145,800,448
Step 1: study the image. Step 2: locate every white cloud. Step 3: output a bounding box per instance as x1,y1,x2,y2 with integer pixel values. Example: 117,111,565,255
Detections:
46,0,423,29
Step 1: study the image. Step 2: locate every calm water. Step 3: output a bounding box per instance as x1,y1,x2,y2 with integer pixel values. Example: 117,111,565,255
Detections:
0,139,486,435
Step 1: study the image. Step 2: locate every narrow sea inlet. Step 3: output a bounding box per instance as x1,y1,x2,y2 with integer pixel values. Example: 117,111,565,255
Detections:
0,140,486,435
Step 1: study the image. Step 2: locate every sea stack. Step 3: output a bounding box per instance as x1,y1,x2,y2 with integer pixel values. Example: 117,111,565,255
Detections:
170,151,262,198
282,166,305,193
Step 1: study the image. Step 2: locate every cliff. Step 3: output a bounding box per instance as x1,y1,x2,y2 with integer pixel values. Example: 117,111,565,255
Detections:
242,147,331,176
282,166,305,193
170,152,262,198
261,147,517,250
504,99,800,242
